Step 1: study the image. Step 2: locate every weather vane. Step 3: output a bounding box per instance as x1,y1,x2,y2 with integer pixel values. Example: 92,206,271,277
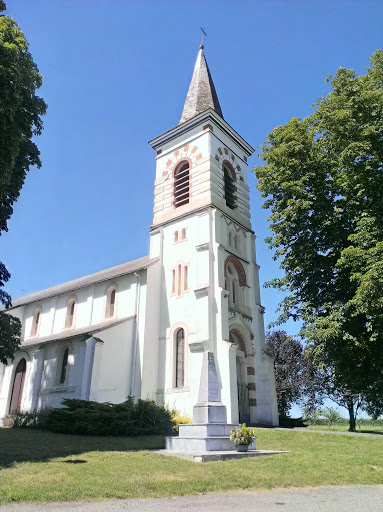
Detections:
200,27,207,47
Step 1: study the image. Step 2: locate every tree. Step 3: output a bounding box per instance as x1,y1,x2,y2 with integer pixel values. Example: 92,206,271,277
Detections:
0,3,47,363
265,330,305,418
303,348,364,432
255,51,383,431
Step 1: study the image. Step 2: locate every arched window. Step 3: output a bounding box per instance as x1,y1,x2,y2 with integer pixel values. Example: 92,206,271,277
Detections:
223,163,236,209
227,263,239,305
174,162,190,207
105,286,117,318
225,256,247,310
65,298,76,329
175,328,185,388
59,348,69,385
30,308,41,337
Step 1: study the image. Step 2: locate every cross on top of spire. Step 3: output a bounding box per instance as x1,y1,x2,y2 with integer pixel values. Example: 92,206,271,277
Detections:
179,41,223,124
200,27,207,48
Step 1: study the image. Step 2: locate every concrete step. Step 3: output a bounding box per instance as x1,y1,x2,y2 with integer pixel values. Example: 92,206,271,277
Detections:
178,423,238,438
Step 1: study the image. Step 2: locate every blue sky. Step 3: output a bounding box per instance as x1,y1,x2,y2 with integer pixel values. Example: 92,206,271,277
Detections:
3,0,382,343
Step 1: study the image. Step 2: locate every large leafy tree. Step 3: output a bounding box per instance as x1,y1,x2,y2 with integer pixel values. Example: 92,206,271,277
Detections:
255,50,383,431
0,3,47,363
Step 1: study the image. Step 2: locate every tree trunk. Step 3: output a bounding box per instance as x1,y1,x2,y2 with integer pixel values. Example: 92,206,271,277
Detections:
347,401,356,432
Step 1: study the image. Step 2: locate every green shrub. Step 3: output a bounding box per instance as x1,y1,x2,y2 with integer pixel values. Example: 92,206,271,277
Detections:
279,415,306,427
2,408,50,429
3,398,174,437
44,397,174,436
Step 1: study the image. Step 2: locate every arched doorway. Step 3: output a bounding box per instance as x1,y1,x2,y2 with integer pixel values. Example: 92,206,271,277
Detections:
230,331,250,424
9,358,26,413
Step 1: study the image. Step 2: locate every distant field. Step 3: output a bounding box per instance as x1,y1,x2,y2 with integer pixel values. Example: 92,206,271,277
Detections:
0,427,383,504
301,425,383,434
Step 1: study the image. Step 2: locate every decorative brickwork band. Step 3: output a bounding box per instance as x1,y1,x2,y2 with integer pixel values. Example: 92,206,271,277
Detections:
224,255,247,287
249,398,257,407
247,366,255,376
248,382,256,391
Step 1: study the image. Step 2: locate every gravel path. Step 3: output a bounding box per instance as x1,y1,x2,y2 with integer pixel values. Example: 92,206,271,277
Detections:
1,486,382,512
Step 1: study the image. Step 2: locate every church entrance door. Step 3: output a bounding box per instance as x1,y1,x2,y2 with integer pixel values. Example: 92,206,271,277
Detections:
236,356,250,424
9,358,26,413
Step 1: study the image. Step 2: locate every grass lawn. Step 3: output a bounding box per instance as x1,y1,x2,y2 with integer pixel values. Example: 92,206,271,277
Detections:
301,425,383,435
0,427,383,504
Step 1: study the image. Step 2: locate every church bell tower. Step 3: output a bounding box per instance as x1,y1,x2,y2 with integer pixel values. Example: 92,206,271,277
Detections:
142,44,278,426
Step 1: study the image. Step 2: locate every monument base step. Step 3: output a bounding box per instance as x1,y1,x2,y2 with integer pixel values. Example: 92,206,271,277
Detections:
166,435,235,452
178,423,238,438
155,449,288,462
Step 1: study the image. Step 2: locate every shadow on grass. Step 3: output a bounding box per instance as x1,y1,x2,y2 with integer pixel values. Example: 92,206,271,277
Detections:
357,429,383,435
0,428,165,469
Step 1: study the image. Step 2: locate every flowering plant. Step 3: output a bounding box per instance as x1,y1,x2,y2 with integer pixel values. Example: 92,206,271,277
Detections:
229,423,254,446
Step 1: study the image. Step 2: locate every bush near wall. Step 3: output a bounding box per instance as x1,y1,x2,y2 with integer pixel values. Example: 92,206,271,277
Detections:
4,398,174,436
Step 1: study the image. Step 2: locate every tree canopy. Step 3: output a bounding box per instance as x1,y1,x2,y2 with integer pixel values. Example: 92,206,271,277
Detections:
0,5,47,363
255,50,383,427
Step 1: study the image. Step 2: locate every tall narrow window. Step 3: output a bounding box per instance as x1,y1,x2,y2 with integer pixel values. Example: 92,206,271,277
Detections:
177,264,182,296
65,298,76,329
105,286,117,318
175,328,185,388
226,263,238,306
223,163,236,209
174,162,190,207
59,348,69,385
30,309,41,337
181,228,186,240
232,280,237,304
174,231,179,243
172,269,176,294
184,265,188,291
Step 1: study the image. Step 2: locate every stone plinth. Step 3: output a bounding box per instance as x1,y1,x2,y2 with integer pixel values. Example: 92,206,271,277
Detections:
166,351,237,452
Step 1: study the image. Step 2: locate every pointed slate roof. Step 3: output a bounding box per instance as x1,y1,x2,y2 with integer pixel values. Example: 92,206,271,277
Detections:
179,45,223,124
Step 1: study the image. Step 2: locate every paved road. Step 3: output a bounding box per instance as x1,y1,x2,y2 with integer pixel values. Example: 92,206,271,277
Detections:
1,487,382,512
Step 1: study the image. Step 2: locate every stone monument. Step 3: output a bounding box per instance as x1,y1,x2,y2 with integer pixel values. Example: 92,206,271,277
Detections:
166,351,237,451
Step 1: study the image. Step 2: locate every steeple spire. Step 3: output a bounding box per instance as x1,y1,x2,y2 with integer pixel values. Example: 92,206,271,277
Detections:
179,45,223,124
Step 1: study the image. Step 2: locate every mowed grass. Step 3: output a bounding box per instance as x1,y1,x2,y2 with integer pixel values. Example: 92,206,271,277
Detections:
0,427,383,504
302,425,383,435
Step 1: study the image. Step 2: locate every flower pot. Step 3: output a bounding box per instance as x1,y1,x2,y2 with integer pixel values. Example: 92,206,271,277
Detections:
236,444,248,452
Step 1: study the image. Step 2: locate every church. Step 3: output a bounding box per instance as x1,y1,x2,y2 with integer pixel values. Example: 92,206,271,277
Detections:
0,45,279,426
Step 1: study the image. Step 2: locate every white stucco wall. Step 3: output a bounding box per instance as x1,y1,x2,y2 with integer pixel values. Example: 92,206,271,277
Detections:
0,268,147,422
